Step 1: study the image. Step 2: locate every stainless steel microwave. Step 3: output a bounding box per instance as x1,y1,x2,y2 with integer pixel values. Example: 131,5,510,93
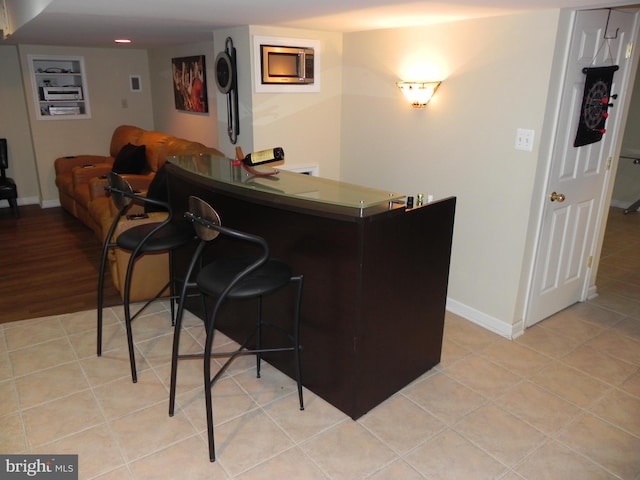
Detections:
260,45,314,85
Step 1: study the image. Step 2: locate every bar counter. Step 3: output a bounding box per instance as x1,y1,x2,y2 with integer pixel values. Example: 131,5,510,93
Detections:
166,154,456,419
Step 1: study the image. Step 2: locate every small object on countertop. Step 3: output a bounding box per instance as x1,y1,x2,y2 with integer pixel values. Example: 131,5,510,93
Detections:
406,196,414,208
244,147,284,166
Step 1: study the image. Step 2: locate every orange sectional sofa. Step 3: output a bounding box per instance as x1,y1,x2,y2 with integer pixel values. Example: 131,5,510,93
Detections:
54,124,225,300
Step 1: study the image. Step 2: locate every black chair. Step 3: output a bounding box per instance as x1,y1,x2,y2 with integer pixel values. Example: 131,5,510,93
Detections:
0,138,19,218
97,171,194,383
168,195,304,462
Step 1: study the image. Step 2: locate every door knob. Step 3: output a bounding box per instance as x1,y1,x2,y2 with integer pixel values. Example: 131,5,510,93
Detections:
549,191,566,202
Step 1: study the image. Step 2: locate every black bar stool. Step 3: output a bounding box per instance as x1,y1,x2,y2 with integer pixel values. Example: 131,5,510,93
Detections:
168,195,304,462
97,172,194,382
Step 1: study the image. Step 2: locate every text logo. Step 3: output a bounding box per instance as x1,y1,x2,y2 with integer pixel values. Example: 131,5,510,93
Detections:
0,455,77,479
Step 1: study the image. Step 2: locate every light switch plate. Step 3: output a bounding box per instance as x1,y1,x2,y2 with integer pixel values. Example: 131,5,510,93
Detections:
515,128,535,152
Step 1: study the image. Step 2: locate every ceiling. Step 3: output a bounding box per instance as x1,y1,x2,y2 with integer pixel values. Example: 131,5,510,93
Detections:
0,0,626,48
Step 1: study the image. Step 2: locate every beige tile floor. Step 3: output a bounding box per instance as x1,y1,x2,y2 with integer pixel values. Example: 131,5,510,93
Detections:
1,208,639,479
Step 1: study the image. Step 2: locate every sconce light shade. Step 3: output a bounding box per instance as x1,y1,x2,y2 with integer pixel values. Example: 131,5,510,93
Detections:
397,81,441,108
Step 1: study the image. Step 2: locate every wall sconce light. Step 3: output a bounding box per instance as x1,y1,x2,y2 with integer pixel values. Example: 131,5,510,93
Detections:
397,81,441,108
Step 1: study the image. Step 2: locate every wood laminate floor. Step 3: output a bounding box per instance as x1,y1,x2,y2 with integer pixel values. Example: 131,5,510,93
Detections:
0,205,119,323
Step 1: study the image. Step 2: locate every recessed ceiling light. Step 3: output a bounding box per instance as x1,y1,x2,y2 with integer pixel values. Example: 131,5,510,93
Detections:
114,39,132,44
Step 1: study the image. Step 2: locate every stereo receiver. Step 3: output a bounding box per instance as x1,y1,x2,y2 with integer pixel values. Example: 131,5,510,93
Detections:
40,86,83,101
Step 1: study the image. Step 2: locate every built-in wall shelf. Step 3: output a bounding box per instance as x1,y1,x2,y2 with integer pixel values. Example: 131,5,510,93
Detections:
28,55,91,120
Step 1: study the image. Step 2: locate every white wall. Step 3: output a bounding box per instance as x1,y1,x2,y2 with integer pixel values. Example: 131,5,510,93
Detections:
249,26,343,179
212,25,343,179
18,44,154,206
207,13,562,335
6,39,223,210
340,11,560,335
0,45,39,206
213,25,252,159
147,39,219,147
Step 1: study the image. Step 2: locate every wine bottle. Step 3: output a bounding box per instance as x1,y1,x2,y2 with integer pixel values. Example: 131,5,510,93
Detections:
243,147,284,166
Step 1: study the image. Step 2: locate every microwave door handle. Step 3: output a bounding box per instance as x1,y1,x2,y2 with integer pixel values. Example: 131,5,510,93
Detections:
299,52,305,80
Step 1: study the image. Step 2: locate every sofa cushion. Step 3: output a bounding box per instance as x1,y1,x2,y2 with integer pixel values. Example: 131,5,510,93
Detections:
144,164,168,213
112,143,147,174
110,125,145,158
139,131,172,172
55,172,74,197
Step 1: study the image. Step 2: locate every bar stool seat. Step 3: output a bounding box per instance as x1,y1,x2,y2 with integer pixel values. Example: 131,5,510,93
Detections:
197,256,293,299
116,221,193,252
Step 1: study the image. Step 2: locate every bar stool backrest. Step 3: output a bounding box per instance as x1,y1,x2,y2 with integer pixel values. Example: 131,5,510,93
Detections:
188,196,221,242
107,171,134,210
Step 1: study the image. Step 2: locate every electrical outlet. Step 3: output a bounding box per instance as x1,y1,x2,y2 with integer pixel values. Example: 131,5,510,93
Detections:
515,128,535,152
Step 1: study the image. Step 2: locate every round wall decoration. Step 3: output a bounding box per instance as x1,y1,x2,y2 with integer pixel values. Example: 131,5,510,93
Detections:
215,51,233,94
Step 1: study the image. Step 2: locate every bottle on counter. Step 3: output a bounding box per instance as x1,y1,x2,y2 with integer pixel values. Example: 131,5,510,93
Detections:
243,147,285,166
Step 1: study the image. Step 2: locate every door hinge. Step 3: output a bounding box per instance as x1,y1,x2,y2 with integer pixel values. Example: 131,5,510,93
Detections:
626,42,634,59
587,256,593,268
606,157,613,170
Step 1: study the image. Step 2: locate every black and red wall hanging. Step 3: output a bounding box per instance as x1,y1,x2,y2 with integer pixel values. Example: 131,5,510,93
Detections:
574,65,619,147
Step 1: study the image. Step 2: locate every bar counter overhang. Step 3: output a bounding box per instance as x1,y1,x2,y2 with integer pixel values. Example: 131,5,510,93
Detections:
165,154,456,420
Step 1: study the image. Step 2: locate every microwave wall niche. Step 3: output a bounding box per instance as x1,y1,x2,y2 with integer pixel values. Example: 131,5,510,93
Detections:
260,45,314,85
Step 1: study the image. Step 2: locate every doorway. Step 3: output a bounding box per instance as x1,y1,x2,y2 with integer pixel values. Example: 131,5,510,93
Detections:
598,43,640,303
525,7,640,328
613,44,640,214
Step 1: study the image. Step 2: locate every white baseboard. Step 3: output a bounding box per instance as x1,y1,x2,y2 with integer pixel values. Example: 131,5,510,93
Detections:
446,297,524,339
21,196,41,206
610,199,638,211
41,199,61,208
0,196,40,208
1,197,62,209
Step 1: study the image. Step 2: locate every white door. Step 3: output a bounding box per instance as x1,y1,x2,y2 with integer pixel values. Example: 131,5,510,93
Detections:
526,8,639,326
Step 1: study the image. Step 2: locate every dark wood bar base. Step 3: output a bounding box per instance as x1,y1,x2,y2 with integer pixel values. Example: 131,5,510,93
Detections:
166,163,456,419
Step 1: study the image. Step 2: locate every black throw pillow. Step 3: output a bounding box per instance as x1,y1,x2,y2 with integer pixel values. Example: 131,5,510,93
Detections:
144,164,168,213
112,143,147,174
